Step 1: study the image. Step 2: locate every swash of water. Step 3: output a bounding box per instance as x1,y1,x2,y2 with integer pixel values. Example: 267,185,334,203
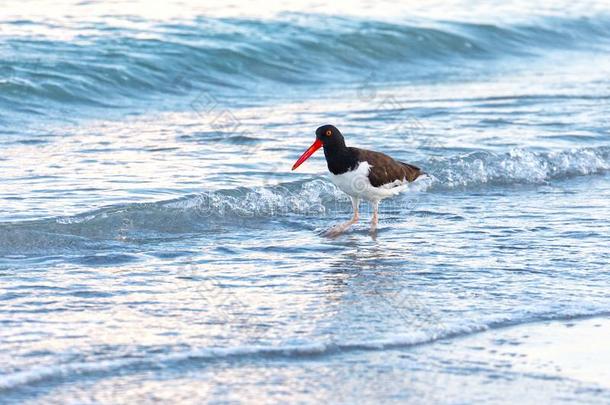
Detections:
1,1,610,403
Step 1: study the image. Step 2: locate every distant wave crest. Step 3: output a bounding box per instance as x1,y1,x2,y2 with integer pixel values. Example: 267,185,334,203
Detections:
2,14,610,112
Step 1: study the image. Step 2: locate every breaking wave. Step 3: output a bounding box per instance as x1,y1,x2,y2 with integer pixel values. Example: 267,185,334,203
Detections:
0,147,608,256
429,146,610,188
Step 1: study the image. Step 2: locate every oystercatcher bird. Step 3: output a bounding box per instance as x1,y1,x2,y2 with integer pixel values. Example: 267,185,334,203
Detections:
292,125,423,236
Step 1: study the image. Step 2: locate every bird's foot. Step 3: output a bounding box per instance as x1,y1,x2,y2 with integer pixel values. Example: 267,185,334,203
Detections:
324,219,357,238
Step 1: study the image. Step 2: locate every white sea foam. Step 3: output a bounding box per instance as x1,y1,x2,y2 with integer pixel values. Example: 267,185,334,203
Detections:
429,147,610,189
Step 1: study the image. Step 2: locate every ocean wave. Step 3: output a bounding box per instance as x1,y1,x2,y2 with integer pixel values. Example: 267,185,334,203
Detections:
0,147,608,256
2,14,610,113
1,309,608,393
0,179,347,256
428,146,610,189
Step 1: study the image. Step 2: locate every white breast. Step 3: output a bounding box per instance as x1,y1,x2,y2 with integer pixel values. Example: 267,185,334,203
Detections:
329,161,409,202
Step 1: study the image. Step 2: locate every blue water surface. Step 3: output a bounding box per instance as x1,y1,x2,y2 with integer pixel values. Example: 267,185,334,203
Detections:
1,0,610,403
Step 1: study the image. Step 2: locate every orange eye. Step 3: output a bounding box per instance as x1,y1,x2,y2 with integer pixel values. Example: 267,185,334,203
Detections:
325,129,332,137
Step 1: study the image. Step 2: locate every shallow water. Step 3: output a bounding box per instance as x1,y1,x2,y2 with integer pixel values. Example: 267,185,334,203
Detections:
1,0,610,403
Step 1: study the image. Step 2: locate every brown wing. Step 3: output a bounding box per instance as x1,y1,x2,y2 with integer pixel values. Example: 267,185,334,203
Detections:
353,148,423,187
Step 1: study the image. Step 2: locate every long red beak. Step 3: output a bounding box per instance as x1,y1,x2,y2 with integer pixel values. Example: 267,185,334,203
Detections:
292,139,323,170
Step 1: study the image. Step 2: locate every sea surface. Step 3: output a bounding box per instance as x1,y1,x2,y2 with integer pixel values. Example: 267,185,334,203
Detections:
1,0,610,403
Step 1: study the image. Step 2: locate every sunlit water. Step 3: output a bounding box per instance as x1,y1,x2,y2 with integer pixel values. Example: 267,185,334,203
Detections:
1,0,610,403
